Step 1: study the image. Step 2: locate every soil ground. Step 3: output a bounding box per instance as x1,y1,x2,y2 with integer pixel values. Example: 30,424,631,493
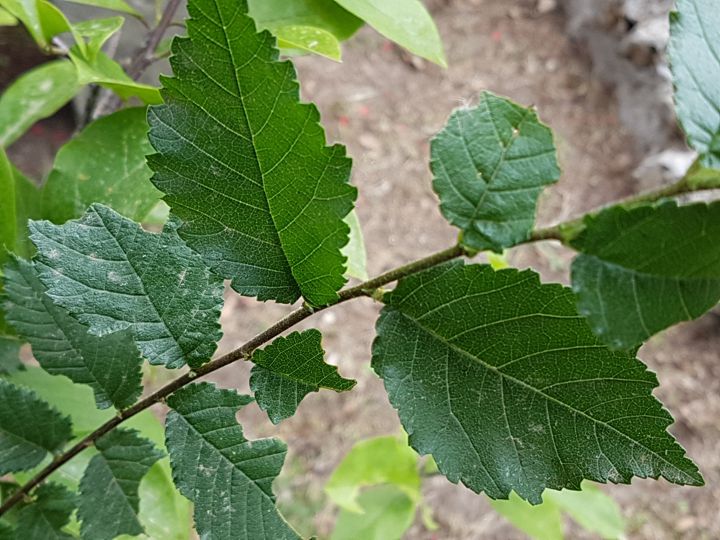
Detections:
5,0,719,538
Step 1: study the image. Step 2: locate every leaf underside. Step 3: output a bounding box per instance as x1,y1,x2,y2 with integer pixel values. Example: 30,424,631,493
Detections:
29,204,224,369
166,383,300,539
372,261,702,504
250,329,356,424
147,0,356,306
431,92,560,252
571,201,720,349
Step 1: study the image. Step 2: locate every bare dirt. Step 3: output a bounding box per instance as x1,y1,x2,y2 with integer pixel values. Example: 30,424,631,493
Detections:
5,0,719,538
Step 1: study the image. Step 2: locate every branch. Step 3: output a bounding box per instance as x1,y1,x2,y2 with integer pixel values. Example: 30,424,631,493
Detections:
0,245,465,516
127,0,183,79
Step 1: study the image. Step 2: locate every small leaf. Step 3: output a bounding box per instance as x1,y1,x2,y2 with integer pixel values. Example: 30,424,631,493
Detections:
0,379,72,475
166,383,300,539
331,485,416,540
15,483,76,539
42,107,161,224
431,92,560,252
147,0,357,306
546,482,625,539
30,203,224,369
0,148,16,260
0,60,79,147
570,201,720,349
342,210,368,280
372,261,703,503
275,25,342,61
490,492,564,540
247,0,363,41
78,429,163,540
332,0,446,66
251,329,356,424
4,256,143,409
72,16,124,62
325,436,420,513
669,0,720,168
61,0,140,16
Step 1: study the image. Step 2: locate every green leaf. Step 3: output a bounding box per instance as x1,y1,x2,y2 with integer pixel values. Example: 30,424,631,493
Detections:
669,0,720,169
342,210,368,280
570,201,720,349
332,0,446,66
73,16,124,62
0,336,22,374
3,256,143,409
0,60,79,147
0,7,17,25
147,0,357,306
491,492,564,540
325,436,420,513
29,203,224,369
15,483,76,539
372,261,703,503
42,107,161,224
431,92,560,252
61,0,140,16
0,378,72,475
250,329,356,424
275,25,342,61
330,485,416,540
247,0,363,41
0,148,16,260
78,429,163,540
166,383,300,539
0,523,13,540
1,0,76,50
12,166,42,259
70,50,163,104
546,482,625,539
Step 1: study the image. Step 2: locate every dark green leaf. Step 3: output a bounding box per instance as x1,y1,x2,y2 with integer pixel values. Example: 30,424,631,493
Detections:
431,92,560,252
247,0,363,41
15,483,76,539
372,261,702,503
166,383,300,539
42,107,161,224
0,379,72,475
330,485,416,540
669,0,720,168
570,201,720,349
30,203,224,369
147,0,357,306
0,336,22,374
0,522,13,540
250,330,356,424
4,256,143,409
78,429,163,540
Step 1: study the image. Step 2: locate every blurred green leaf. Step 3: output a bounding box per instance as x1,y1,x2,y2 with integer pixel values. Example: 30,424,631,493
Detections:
248,0,363,41
547,483,625,539
73,16,124,62
12,166,42,258
0,148,16,260
490,492,564,540
275,24,342,60
342,210,368,280
0,6,16,25
62,0,140,17
1,0,78,50
331,485,416,540
0,336,22,374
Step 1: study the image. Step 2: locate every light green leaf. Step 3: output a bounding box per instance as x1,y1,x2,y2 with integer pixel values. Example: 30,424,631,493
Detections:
0,7,17,25
42,107,161,224
29,204,224,369
0,148,16,260
78,429,163,540
431,92,560,252
61,0,140,16
570,201,720,349
14,483,76,539
275,25,342,61
490,492,563,540
342,210,368,280
12,166,42,259
325,436,420,513
247,0,363,41
147,0,357,306
166,383,300,539
70,50,162,104
332,0,446,66
4,256,143,409
0,335,22,374
547,482,625,539
0,378,72,474
372,261,703,503
1,0,77,50
251,330,356,424
73,16,124,62
669,0,720,169
331,485,416,540
0,60,79,147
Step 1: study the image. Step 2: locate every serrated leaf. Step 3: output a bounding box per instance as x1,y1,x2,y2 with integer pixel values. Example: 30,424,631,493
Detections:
372,261,703,503
42,107,161,224
4,256,143,409
342,210,368,280
62,0,140,17
330,485,416,540
669,0,720,169
0,60,79,147
147,0,357,306
275,25,342,61
78,429,163,540
166,383,300,539
325,436,420,513
29,203,224,369
247,0,363,41
72,16,124,62
250,329,356,424
570,201,720,349
15,483,76,539
333,0,446,66
431,92,560,252
0,379,72,475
